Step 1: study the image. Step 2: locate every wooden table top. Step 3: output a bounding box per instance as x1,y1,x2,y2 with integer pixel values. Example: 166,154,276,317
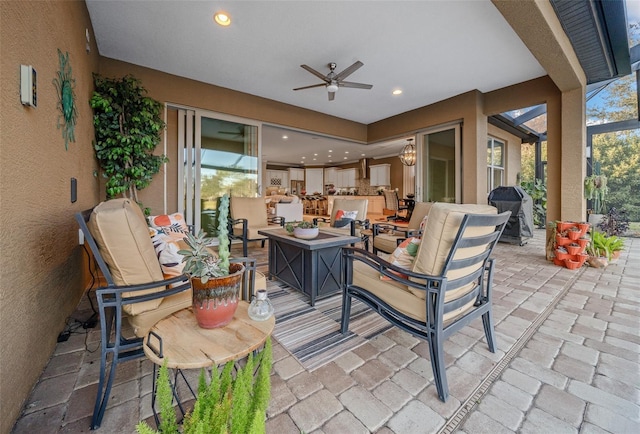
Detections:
143,301,275,369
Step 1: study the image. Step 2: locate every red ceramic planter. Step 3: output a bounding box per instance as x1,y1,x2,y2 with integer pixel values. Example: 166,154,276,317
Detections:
191,263,244,329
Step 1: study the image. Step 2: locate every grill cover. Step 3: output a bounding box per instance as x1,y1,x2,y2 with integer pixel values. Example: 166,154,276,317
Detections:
488,186,534,245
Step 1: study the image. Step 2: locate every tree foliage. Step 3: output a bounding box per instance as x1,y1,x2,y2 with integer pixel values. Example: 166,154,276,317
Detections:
90,75,167,206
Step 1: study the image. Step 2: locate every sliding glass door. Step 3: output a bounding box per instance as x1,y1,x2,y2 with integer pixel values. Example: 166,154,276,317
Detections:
416,124,461,203
177,109,260,235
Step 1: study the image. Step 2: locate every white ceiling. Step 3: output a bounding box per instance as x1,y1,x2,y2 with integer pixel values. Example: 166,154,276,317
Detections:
86,0,546,166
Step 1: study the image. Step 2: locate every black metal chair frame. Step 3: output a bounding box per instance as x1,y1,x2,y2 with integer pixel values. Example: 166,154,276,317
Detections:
228,215,284,257
313,215,371,250
341,211,510,401
76,209,258,429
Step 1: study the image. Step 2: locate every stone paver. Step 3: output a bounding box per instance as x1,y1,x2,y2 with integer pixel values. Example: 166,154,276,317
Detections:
339,385,393,431
10,236,640,434
288,389,343,433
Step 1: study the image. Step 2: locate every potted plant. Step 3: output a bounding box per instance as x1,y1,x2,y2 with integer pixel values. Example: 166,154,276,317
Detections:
285,220,319,239
587,230,625,265
136,338,272,434
90,75,167,214
179,194,244,328
584,173,608,224
597,207,629,236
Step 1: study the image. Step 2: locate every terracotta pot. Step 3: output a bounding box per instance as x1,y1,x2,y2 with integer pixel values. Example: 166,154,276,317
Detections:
556,221,573,232
577,223,590,236
567,229,582,240
576,238,589,249
191,263,244,329
564,259,582,270
566,244,582,255
555,249,571,261
556,235,571,247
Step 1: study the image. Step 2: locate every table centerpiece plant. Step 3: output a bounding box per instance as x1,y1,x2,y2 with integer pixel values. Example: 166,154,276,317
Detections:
285,220,319,239
178,194,245,328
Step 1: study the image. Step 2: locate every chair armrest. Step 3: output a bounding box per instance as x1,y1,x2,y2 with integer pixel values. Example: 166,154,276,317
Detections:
341,246,442,292
314,217,331,226
373,222,406,236
102,274,191,306
268,216,285,227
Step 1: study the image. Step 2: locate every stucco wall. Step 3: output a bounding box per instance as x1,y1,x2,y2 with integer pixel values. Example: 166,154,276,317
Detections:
0,1,101,431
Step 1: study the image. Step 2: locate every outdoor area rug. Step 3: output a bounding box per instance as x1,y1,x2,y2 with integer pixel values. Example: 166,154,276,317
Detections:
267,279,393,371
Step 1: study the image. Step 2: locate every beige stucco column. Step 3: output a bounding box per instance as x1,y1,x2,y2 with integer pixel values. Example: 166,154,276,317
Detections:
494,0,587,222
559,88,586,221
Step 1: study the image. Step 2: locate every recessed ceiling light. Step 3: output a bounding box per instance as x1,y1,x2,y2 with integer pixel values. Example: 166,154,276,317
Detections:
313,158,316,161
361,153,366,156
282,135,288,140
345,151,349,154
392,89,403,95
213,12,231,26
343,157,348,159
328,150,333,153
302,156,305,159
313,153,318,156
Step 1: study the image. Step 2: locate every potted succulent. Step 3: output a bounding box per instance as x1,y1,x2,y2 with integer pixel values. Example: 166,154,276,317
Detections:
285,220,319,239
179,194,244,328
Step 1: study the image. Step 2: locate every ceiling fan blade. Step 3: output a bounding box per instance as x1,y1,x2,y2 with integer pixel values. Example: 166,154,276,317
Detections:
328,91,335,101
300,64,329,82
334,61,364,81
293,83,327,91
339,81,373,89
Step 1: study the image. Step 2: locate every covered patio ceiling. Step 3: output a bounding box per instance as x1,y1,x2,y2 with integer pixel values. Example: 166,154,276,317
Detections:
86,1,632,166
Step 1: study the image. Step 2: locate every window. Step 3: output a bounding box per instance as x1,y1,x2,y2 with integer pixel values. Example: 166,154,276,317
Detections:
487,137,504,193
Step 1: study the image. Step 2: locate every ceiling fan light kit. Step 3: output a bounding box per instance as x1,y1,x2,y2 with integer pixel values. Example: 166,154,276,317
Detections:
294,61,372,101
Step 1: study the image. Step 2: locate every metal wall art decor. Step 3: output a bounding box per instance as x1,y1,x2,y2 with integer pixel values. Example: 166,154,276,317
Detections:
53,49,77,150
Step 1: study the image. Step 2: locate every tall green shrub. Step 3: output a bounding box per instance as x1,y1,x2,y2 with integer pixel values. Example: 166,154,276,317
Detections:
90,75,167,208
137,337,273,434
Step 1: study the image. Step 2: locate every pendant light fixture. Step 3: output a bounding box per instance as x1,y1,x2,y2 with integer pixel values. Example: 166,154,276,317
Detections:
399,138,416,166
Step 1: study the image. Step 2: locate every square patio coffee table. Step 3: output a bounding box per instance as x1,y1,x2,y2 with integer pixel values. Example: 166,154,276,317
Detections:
258,228,360,306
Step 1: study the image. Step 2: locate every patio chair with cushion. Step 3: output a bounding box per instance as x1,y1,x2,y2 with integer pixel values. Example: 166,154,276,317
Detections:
76,198,260,429
372,201,434,254
228,196,285,257
313,198,370,248
341,202,510,402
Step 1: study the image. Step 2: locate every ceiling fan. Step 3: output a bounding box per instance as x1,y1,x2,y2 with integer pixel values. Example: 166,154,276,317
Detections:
293,61,373,101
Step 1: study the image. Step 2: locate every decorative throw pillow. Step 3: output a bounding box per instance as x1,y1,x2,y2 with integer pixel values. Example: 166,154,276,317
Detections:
418,215,429,236
149,228,186,278
148,212,190,236
333,210,358,228
380,237,421,280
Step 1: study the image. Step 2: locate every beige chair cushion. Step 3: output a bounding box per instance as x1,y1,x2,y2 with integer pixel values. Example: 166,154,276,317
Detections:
407,202,434,230
127,289,192,337
88,198,166,315
352,261,475,324
410,203,498,300
231,197,276,240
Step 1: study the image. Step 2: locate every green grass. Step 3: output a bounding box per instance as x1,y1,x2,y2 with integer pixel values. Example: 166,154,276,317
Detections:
627,222,640,237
